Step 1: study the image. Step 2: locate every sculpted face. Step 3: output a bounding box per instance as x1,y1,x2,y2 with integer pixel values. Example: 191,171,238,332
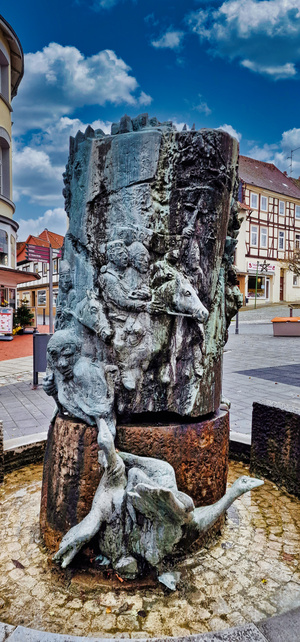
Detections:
47,331,80,379
187,240,200,270
59,261,73,293
130,243,150,273
108,241,128,269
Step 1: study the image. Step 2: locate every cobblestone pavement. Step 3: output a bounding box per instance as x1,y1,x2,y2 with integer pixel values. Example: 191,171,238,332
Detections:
1,304,300,442
0,461,299,638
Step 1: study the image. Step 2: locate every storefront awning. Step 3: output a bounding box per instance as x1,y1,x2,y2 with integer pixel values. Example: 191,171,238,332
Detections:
0,267,40,288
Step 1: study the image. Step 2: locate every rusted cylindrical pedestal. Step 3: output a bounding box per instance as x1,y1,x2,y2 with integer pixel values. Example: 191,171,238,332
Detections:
40,417,102,552
116,409,229,508
40,409,229,551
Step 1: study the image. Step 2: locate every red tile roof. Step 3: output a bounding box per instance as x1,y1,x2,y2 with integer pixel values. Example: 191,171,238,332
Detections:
239,155,300,200
17,229,64,263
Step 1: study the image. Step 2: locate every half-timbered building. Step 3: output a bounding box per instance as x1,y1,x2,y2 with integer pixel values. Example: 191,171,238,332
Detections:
235,155,300,305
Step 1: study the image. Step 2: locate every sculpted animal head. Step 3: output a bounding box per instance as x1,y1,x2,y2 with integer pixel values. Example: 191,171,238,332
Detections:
152,263,208,322
231,475,264,497
75,293,112,341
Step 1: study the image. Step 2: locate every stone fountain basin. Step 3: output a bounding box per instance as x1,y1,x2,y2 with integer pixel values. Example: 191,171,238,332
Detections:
0,461,300,639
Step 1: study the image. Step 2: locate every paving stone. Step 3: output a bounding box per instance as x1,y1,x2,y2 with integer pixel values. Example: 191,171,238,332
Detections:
257,606,300,641
0,622,15,641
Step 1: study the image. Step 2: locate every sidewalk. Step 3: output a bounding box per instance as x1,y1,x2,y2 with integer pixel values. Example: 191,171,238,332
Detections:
224,304,300,442
1,304,300,444
0,356,55,442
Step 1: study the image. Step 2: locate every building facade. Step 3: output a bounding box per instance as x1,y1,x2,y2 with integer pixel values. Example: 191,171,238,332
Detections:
236,155,300,305
0,15,38,312
17,230,64,322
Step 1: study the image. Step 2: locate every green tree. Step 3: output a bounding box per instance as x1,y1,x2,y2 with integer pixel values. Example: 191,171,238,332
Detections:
13,300,34,328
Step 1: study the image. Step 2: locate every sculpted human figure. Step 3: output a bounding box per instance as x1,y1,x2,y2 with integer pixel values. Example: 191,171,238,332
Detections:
99,240,148,313
43,330,117,436
126,241,151,300
55,260,76,329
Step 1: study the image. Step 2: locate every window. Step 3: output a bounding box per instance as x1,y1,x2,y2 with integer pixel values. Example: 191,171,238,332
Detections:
247,275,269,299
251,225,258,246
0,52,9,102
296,234,300,249
261,196,268,211
296,205,300,219
0,228,8,265
8,288,15,308
293,275,298,286
37,290,46,306
10,235,16,269
53,258,58,274
34,263,39,274
22,293,30,306
42,263,47,276
279,231,285,250
0,134,11,199
250,193,258,209
279,201,285,215
260,228,267,248
0,147,2,195
53,289,59,306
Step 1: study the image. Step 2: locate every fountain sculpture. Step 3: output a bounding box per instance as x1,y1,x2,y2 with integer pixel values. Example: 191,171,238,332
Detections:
40,113,262,583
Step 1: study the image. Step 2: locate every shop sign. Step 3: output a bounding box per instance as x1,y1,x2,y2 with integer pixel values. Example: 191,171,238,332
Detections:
25,244,50,262
248,261,276,274
0,307,13,335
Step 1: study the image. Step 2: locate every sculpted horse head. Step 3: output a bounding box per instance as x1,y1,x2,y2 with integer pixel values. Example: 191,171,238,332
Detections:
75,291,113,341
151,263,208,323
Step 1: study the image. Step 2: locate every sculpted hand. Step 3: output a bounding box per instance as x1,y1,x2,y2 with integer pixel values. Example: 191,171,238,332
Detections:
42,373,57,397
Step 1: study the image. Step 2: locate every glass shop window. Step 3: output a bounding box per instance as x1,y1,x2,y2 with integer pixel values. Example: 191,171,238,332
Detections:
37,290,46,306
22,293,30,306
10,235,16,268
0,228,8,265
247,275,266,299
9,288,15,308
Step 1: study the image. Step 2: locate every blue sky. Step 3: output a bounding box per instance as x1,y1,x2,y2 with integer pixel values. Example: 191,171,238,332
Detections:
2,0,300,239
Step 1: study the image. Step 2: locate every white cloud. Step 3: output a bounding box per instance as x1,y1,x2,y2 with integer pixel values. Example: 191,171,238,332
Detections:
193,94,212,116
12,117,112,206
152,30,185,50
187,0,300,78
217,124,242,142
241,59,297,79
13,43,151,135
16,208,67,242
247,127,300,176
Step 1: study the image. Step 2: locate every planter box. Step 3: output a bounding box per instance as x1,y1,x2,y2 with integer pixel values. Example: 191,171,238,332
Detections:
271,317,300,336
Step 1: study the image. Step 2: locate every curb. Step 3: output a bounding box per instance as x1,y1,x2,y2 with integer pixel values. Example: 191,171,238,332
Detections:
1,607,300,640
